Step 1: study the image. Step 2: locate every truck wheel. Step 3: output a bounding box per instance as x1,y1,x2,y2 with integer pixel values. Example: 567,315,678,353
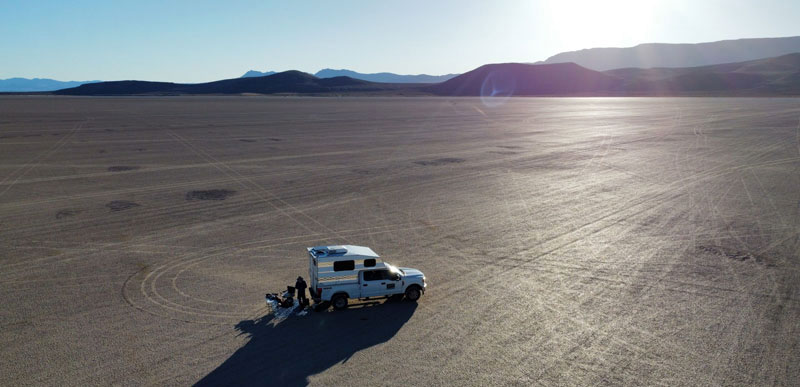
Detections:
405,286,421,302
332,295,348,310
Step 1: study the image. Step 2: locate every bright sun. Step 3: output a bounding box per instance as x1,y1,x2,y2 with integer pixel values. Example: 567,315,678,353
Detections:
545,0,658,49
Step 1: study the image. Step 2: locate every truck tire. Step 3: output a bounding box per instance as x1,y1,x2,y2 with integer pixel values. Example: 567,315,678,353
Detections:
332,295,348,310
405,286,421,302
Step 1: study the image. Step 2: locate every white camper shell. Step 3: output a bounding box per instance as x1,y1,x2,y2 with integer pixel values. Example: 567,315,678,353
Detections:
307,245,426,310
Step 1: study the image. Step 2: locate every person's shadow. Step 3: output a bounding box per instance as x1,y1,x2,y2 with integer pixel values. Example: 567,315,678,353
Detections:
195,299,417,386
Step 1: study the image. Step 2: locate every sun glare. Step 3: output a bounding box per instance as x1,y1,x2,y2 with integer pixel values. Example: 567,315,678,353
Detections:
545,0,657,49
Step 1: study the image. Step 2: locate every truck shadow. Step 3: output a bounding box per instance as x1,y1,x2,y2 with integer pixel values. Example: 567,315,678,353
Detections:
195,299,417,387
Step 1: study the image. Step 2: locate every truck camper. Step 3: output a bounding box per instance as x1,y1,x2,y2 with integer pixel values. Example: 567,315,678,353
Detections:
307,245,426,310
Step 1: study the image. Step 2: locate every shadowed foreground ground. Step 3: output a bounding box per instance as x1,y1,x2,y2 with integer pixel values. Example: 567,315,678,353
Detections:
1,96,798,385
197,301,416,386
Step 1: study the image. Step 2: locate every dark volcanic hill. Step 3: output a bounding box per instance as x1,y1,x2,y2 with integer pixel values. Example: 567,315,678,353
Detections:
428,62,624,96
55,80,179,95
430,54,800,97
55,71,415,95
539,36,800,71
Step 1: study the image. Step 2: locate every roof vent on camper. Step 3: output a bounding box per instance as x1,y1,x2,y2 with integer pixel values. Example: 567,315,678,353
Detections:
327,246,348,255
311,246,348,256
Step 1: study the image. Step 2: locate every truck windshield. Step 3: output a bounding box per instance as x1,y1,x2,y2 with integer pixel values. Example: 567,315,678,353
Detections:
385,263,404,275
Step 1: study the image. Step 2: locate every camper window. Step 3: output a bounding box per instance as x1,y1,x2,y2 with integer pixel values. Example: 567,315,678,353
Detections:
364,258,376,267
333,260,355,272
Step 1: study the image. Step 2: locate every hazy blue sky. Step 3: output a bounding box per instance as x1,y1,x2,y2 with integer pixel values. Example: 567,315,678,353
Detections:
1,0,798,82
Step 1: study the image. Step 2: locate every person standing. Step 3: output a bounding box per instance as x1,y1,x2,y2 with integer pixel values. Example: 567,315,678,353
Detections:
295,276,308,306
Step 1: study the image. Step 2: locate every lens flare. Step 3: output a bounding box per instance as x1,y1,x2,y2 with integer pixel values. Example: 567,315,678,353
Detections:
480,70,516,108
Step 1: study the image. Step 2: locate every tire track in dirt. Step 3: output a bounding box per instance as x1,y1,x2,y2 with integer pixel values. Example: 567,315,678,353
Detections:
0,120,84,199
121,219,462,324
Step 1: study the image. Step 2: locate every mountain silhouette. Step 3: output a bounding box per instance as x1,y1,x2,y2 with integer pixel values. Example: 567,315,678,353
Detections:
606,52,800,95
314,69,458,83
428,62,623,96
429,53,800,96
48,54,800,96
538,36,800,71
241,70,277,78
54,71,407,95
0,77,100,92
240,69,456,83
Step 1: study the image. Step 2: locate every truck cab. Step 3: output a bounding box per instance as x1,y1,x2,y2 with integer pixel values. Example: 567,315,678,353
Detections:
307,245,426,310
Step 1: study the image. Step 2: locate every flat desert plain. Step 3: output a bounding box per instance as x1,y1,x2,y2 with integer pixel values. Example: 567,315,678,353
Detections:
1,96,799,386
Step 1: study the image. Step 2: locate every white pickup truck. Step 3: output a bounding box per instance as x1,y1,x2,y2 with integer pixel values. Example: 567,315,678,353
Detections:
307,245,426,310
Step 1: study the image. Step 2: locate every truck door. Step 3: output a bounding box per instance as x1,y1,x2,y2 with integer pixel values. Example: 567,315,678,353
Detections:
361,269,398,298
386,271,402,295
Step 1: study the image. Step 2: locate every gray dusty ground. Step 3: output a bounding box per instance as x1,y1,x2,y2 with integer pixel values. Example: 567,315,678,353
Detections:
1,96,799,386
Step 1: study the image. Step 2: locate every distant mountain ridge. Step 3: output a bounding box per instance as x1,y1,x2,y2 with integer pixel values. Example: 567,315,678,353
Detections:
11,36,800,92
430,53,800,96
55,71,414,96
0,77,100,92
40,54,800,96
539,36,800,71
241,70,277,78
241,69,458,83
605,52,800,95
314,69,458,83
428,62,621,96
